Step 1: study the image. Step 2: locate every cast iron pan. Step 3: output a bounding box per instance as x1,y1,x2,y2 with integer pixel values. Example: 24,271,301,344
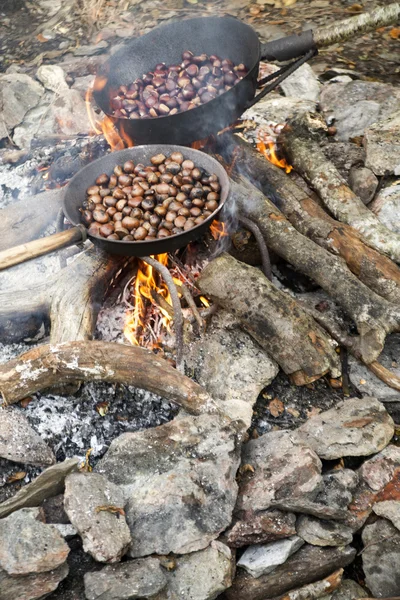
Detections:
63,144,230,256
0,145,230,271
93,5,400,145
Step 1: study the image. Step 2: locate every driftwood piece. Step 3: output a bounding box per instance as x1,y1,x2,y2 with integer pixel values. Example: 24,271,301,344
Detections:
217,133,400,306
0,341,213,415
198,253,340,384
0,189,63,252
275,568,343,600
227,175,400,365
280,113,400,263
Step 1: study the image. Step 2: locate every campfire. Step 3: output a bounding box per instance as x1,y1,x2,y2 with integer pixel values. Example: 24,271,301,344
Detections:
1,1,400,600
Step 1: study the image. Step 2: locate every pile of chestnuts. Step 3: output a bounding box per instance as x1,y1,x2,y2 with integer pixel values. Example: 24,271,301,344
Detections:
80,151,222,242
110,50,248,119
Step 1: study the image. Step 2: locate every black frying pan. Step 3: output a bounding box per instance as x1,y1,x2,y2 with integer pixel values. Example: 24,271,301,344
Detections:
93,4,400,145
0,145,230,271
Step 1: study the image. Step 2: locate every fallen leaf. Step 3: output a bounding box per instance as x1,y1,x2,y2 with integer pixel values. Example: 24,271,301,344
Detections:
330,378,342,389
346,4,363,13
36,33,49,43
7,471,26,483
286,406,300,418
343,417,374,428
19,397,33,408
268,398,285,417
95,505,126,517
80,448,93,472
389,28,400,39
96,402,109,416
239,463,255,475
306,406,321,418
308,331,317,344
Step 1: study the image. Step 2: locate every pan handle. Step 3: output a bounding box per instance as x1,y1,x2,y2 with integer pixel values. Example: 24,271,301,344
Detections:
260,30,316,63
0,226,86,272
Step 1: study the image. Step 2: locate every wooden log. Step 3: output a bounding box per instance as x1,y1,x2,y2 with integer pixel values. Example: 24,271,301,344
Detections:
275,569,343,600
216,133,400,306
0,226,84,271
0,341,213,415
228,175,400,365
280,113,400,263
198,253,341,384
0,189,63,252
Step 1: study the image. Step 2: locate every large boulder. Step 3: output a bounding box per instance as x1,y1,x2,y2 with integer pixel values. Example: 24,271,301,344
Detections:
0,74,44,141
0,563,68,600
365,110,400,176
362,518,400,597
96,413,241,557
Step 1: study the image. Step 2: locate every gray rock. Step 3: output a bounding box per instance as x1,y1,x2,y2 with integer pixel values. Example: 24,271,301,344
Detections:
0,562,68,600
237,536,304,578
96,413,241,557
226,544,357,600
237,430,322,513
370,184,400,233
13,88,91,149
298,397,394,459
296,515,353,546
316,469,359,511
184,310,278,428
0,408,55,466
373,500,400,531
72,74,96,99
280,63,321,102
84,557,167,600
64,472,131,563
320,579,367,600
52,524,78,540
225,511,297,548
348,167,378,205
36,65,68,92
0,74,44,141
0,457,80,519
365,110,400,175
269,499,348,521
0,507,69,575
74,41,109,56
157,541,234,600
349,336,400,401
243,93,316,127
323,142,365,178
362,518,400,597
320,80,400,142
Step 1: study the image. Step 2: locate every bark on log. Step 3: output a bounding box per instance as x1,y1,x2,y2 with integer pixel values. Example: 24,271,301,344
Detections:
216,133,400,306
198,253,340,384
0,189,63,252
228,175,400,364
280,113,400,263
0,341,213,415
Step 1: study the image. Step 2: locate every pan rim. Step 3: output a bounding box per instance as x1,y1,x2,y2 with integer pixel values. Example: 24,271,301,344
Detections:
63,144,230,249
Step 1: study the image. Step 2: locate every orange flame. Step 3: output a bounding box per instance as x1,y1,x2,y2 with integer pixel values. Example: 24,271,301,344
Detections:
200,296,210,308
210,220,228,240
124,254,173,347
257,140,292,174
85,81,133,151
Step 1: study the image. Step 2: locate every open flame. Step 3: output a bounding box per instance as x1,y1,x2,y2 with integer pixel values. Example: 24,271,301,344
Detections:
210,219,228,241
256,140,292,174
86,80,133,151
124,254,174,348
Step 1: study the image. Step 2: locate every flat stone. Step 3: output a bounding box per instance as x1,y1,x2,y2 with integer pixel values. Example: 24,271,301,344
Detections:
237,536,304,578
280,63,321,102
296,515,353,546
320,80,400,142
316,469,359,511
269,499,348,521
96,413,241,558
370,183,400,233
225,511,297,548
362,518,400,597
64,472,131,563
365,110,400,175
225,544,356,600
0,458,80,519
0,562,68,600
0,74,44,141
243,93,316,127
184,310,278,428
373,500,400,531
157,541,234,600
298,397,394,459
36,65,68,92
236,430,322,513
84,557,167,600
348,335,400,401
0,507,69,575
348,167,378,205
0,408,55,466
74,41,109,56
